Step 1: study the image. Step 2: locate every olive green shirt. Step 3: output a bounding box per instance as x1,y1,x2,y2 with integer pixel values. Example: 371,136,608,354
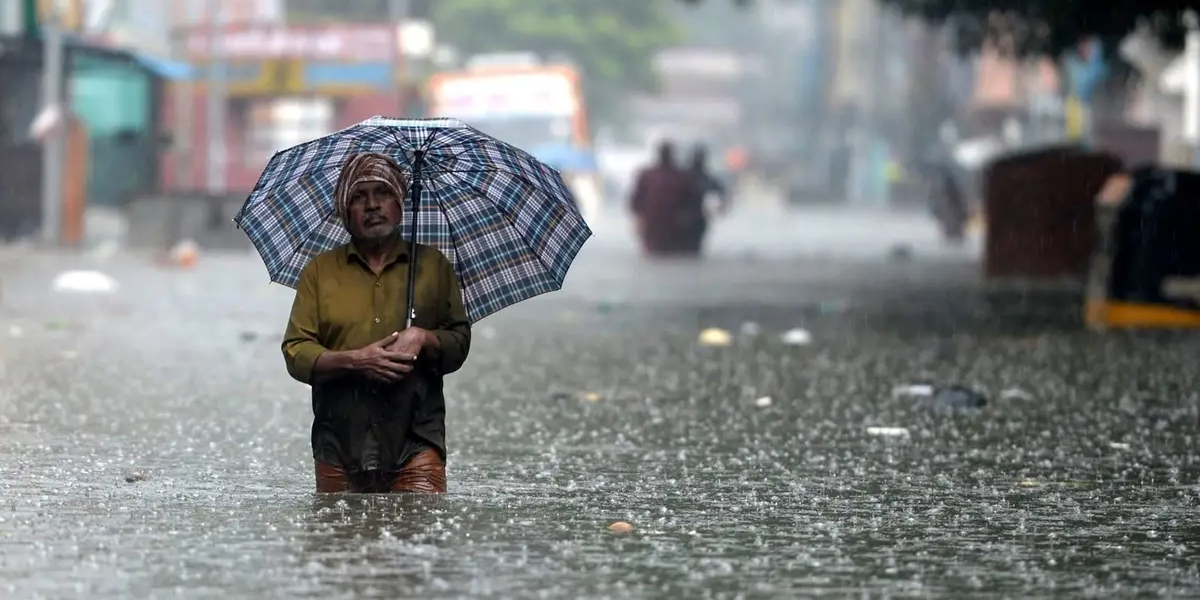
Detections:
281,241,471,472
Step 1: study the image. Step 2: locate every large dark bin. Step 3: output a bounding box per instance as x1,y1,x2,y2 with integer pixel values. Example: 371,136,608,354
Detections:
982,145,1122,280
1107,166,1200,309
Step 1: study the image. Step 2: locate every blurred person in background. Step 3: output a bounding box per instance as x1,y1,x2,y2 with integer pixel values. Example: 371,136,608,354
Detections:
282,152,471,494
928,162,968,244
629,140,703,257
685,144,728,254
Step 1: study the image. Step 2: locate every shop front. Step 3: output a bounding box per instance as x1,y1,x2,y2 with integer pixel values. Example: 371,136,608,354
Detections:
164,22,407,193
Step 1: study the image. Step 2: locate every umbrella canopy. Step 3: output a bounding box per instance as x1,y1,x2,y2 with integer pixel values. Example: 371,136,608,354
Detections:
234,116,593,322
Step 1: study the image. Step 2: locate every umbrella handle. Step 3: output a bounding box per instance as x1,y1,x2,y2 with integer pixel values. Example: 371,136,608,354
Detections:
404,150,426,329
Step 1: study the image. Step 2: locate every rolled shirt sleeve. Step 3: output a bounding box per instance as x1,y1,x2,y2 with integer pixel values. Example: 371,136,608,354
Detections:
426,252,471,374
281,261,328,385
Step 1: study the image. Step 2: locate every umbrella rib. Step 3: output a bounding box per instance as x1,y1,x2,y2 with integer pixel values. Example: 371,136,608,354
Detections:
438,194,467,296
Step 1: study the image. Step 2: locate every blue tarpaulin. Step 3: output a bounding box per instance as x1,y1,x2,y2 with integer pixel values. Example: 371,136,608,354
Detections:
132,52,194,81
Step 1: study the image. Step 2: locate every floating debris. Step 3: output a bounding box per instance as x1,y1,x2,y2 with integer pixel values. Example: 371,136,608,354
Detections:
581,392,601,403
168,239,200,269
124,472,149,483
1000,388,1034,401
754,396,773,408
930,385,988,409
894,383,987,409
780,328,812,346
697,328,733,347
892,384,935,398
51,270,118,294
608,521,633,534
1108,442,1131,451
866,426,909,437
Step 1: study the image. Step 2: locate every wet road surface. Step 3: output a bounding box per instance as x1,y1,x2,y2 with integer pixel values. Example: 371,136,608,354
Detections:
1,206,1198,598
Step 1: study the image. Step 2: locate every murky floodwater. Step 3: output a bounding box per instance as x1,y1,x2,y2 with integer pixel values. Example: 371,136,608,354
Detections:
1,208,1198,598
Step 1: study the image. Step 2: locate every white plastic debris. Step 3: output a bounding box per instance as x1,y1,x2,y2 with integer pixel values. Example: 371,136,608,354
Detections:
866,426,910,437
697,327,733,347
1000,388,1033,401
51,270,118,294
892,384,935,398
780,328,812,345
1108,442,1131,451
754,396,773,408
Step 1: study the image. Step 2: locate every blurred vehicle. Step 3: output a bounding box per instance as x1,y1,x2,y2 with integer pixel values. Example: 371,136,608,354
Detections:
426,53,602,221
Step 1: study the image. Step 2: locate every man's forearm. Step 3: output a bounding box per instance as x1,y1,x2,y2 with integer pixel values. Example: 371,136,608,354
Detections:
310,349,363,383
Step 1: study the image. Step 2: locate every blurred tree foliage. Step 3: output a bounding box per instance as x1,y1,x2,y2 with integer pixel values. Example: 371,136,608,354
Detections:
876,0,1193,57
688,0,1196,58
431,0,683,122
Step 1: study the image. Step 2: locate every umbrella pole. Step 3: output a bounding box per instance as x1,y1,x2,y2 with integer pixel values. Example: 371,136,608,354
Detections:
404,150,426,329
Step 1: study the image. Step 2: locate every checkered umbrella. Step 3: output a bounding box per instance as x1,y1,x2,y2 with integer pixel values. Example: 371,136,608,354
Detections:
233,116,593,323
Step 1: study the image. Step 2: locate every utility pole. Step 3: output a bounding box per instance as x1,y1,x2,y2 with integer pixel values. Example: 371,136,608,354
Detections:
389,0,409,27
40,0,65,245
204,0,226,194
389,0,409,114
173,0,195,191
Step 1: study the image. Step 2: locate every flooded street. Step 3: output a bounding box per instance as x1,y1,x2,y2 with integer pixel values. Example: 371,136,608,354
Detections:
1,206,1198,598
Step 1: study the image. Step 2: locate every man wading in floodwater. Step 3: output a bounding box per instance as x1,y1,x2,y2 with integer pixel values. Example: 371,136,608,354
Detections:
282,152,471,493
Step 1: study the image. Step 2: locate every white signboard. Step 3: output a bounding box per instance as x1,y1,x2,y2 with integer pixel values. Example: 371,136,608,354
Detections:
186,24,395,61
433,72,576,118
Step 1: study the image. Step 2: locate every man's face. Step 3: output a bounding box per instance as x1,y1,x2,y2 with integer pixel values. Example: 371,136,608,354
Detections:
345,180,404,242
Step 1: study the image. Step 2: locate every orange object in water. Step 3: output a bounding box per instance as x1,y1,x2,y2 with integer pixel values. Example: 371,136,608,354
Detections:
169,240,200,269
608,521,633,533
176,250,197,269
